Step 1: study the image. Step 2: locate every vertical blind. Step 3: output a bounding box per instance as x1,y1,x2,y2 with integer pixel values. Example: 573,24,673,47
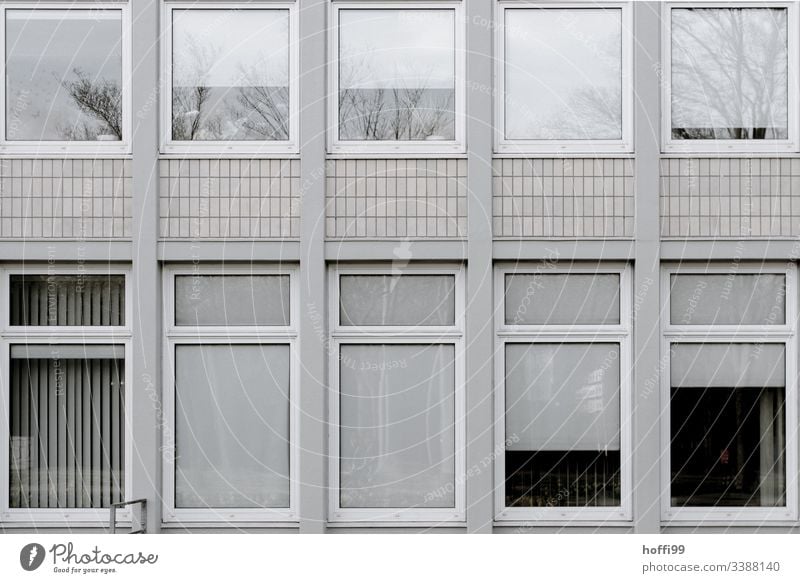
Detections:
10,275,126,326
9,346,125,509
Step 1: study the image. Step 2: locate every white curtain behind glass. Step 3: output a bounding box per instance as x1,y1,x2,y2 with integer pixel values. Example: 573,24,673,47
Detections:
339,344,455,508
505,343,621,451
175,344,290,508
175,275,290,326
504,273,620,325
669,274,785,325
340,275,455,326
671,343,785,388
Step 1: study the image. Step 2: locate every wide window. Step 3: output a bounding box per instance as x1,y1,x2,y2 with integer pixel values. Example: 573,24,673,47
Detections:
2,269,129,523
495,266,631,522
329,2,465,154
496,2,632,153
0,4,129,153
663,266,797,521
161,2,297,154
664,3,797,152
163,267,296,522
330,267,465,522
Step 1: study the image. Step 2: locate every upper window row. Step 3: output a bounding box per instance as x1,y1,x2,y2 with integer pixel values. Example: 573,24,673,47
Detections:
0,2,797,155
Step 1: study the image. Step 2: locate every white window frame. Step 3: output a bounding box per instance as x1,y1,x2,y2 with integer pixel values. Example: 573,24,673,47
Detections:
328,0,466,156
494,1,634,155
0,2,132,156
160,1,299,156
661,263,798,523
329,264,466,524
661,1,799,154
0,265,132,526
162,265,299,524
494,263,633,524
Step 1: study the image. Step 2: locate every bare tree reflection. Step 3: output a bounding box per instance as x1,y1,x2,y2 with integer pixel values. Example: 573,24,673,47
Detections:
171,34,289,141
59,68,122,140
233,67,290,140
172,35,223,140
671,8,787,140
339,52,454,141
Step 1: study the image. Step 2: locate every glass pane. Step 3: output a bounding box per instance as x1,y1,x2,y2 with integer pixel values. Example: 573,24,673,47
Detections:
6,9,123,141
174,275,290,327
504,273,620,325
671,343,785,389
340,275,455,326
505,343,620,451
671,387,785,507
175,345,290,508
171,9,290,141
671,8,788,140
9,349,125,509
338,9,455,141
339,344,455,508
670,273,785,325
10,275,125,326
505,8,623,140
505,451,621,508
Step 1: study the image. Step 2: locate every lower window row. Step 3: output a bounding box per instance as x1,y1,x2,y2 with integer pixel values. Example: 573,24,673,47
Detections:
2,263,797,524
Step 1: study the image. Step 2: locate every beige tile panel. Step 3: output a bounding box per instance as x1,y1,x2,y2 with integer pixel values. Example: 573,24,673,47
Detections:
0,159,131,239
492,158,634,238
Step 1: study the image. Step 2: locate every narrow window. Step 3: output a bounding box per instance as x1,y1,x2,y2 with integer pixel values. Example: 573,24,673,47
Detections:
331,267,464,522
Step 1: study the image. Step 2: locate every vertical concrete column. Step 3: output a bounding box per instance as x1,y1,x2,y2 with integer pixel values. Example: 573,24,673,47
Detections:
130,0,161,532
465,0,497,533
298,0,328,534
632,2,663,534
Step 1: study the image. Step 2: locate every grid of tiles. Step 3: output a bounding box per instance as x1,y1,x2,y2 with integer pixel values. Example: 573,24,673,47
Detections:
660,158,800,238
492,158,635,238
0,159,131,239
159,159,300,239
326,159,467,239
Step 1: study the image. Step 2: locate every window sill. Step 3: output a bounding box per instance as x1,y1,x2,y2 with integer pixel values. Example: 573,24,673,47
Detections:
0,146,131,158
160,145,299,159
662,144,799,157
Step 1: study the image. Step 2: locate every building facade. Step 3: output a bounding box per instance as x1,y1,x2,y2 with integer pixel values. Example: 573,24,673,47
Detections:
0,0,798,533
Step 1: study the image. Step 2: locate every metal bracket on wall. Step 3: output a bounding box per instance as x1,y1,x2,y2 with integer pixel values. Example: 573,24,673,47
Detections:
109,499,148,534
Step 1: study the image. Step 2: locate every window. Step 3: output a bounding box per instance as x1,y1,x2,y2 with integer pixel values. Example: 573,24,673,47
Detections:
495,266,632,522
0,4,130,154
663,3,797,152
1,269,129,523
329,2,465,154
330,267,465,522
161,2,298,154
495,2,633,153
662,266,797,521
163,267,297,522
